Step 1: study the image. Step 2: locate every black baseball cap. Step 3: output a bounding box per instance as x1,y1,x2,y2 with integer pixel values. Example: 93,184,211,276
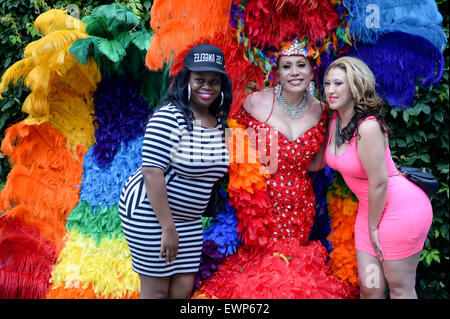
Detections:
183,43,227,75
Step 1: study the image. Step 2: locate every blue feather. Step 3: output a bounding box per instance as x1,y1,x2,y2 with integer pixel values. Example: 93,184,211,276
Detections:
203,190,242,256
348,31,444,109
80,135,143,209
343,0,447,52
309,166,334,253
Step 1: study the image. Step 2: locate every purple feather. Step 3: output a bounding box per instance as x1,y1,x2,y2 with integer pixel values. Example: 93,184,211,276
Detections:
92,76,152,167
194,241,226,288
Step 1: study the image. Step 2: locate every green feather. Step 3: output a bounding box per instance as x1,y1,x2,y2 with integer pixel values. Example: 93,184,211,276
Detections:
69,37,96,64
130,29,151,51
96,37,126,64
68,1,170,101
116,31,134,51
66,201,124,244
116,28,150,55
82,15,109,38
91,3,140,36
139,63,172,108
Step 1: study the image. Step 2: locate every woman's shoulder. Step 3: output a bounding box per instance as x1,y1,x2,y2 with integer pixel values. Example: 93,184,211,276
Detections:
155,103,185,116
308,95,325,115
358,115,379,127
306,95,328,128
150,104,186,126
357,116,383,137
243,88,273,119
156,103,180,114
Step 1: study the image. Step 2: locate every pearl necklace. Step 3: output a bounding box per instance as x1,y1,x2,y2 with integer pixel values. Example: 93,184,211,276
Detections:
275,84,308,120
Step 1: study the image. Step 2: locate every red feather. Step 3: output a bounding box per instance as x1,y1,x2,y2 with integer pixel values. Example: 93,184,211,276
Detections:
0,218,56,299
243,0,340,48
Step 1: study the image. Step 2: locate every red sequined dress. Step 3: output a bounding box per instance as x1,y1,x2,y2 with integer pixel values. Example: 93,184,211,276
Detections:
195,106,356,299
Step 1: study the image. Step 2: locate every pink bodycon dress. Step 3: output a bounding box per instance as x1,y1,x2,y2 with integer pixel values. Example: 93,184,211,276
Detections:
325,113,433,260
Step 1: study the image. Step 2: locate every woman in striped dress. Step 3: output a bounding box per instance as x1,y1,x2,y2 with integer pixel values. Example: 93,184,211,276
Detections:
119,43,232,298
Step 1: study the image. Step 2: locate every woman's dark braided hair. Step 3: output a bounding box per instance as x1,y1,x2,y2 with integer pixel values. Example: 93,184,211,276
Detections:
326,57,390,141
159,67,232,131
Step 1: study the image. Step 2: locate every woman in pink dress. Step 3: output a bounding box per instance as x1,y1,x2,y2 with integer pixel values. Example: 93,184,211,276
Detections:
323,56,433,299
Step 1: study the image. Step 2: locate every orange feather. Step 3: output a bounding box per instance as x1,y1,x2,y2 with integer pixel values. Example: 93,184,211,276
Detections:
145,0,232,71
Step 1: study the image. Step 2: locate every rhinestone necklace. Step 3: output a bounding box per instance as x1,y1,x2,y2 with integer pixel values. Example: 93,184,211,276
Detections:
275,84,308,120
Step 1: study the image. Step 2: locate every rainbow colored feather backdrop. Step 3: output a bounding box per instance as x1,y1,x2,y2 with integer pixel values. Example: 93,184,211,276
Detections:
0,1,445,298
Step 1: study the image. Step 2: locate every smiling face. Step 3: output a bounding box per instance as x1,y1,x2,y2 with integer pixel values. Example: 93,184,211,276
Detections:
324,67,355,112
276,55,313,94
188,71,222,110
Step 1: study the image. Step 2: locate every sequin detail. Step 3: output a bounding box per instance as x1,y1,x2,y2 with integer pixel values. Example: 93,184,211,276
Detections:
236,107,327,244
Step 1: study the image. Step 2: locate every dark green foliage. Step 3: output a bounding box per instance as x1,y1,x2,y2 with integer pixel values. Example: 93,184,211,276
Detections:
1,0,40,184
387,85,449,298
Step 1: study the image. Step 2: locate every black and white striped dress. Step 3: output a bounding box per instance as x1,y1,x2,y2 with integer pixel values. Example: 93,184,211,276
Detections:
118,104,229,277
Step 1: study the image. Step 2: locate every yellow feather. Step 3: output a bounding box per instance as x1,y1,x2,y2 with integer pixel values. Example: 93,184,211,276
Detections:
63,60,100,95
24,65,51,95
22,92,50,120
1,9,100,150
34,9,85,35
50,230,140,298
24,30,88,59
73,59,102,91
47,47,76,77
47,97,96,149
0,58,35,98
56,51,66,64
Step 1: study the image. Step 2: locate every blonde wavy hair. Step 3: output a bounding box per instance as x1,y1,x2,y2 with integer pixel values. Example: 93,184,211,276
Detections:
324,56,389,140
324,56,384,111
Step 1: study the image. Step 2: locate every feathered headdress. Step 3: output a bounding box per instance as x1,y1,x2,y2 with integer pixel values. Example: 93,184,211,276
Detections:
230,0,353,85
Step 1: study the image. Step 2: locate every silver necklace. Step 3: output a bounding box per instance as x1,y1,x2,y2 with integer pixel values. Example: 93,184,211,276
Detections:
275,84,308,120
